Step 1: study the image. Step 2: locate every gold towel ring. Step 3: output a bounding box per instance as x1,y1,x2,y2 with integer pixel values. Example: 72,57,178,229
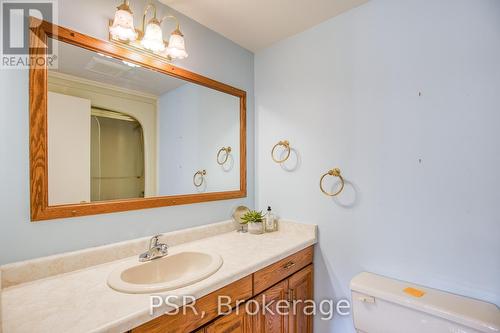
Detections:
216,146,232,165
193,170,206,187
320,168,345,196
271,140,291,163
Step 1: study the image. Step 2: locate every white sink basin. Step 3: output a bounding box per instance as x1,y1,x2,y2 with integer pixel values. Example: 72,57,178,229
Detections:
107,251,223,294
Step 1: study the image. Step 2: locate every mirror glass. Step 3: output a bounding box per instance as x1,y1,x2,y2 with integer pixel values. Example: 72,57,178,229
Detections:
47,39,240,205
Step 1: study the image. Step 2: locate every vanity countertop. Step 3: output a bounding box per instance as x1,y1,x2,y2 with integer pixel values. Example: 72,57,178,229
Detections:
0,220,317,333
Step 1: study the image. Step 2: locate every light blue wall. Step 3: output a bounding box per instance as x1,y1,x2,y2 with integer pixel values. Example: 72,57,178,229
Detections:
0,0,254,264
158,84,240,195
255,0,500,332
158,84,203,195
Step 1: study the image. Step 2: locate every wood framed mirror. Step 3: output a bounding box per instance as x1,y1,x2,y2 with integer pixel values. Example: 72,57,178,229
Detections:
29,18,246,221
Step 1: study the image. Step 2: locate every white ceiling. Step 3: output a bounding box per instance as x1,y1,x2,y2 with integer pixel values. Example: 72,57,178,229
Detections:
160,0,369,52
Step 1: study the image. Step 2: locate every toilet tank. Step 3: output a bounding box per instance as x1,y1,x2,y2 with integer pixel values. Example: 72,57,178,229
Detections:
350,272,500,333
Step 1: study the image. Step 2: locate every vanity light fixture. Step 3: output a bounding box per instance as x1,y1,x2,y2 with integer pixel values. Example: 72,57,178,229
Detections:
164,24,188,59
109,1,188,61
141,4,165,52
109,0,138,41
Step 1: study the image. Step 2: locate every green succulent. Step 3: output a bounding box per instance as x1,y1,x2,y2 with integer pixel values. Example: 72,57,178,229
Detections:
240,210,264,224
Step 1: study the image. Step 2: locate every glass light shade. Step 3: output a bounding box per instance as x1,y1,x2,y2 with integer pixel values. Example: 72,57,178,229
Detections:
141,19,165,52
165,29,188,60
109,3,137,41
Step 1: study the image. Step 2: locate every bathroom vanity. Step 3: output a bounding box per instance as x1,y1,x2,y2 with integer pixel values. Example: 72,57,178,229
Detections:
132,247,313,333
0,220,317,333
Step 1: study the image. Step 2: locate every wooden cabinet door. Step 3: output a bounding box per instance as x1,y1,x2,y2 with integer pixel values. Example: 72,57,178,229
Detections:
206,305,251,333
252,280,289,333
287,265,313,333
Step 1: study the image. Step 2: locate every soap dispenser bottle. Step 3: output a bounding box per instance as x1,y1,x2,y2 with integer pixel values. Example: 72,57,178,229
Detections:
265,206,277,232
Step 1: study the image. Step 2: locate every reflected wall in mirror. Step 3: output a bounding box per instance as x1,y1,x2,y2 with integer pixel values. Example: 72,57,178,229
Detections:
47,40,240,204
30,19,246,220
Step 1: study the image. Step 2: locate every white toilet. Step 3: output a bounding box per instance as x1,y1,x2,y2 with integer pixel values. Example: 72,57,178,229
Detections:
350,272,500,333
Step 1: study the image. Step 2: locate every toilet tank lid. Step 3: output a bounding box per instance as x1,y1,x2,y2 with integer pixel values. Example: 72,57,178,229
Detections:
350,272,500,333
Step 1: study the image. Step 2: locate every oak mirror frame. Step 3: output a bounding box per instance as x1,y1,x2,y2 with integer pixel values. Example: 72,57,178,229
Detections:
29,18,247,221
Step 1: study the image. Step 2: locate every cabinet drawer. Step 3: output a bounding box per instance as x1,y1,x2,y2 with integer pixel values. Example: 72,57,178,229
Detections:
253,246,313,295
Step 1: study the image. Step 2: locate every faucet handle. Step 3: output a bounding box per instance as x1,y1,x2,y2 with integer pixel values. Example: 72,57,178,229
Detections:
149,234,162,248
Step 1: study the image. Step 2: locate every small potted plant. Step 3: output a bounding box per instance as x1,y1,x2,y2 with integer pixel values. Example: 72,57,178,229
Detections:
241,210,265,234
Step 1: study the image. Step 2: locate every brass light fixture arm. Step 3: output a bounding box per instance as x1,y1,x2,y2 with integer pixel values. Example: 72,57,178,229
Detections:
142,3,179,32
117,0,132,13
160,15,183,40
142,3,155,32
160,15,180,27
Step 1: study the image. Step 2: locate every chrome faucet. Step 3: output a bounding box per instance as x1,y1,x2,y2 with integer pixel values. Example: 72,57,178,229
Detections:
139,234,168,262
